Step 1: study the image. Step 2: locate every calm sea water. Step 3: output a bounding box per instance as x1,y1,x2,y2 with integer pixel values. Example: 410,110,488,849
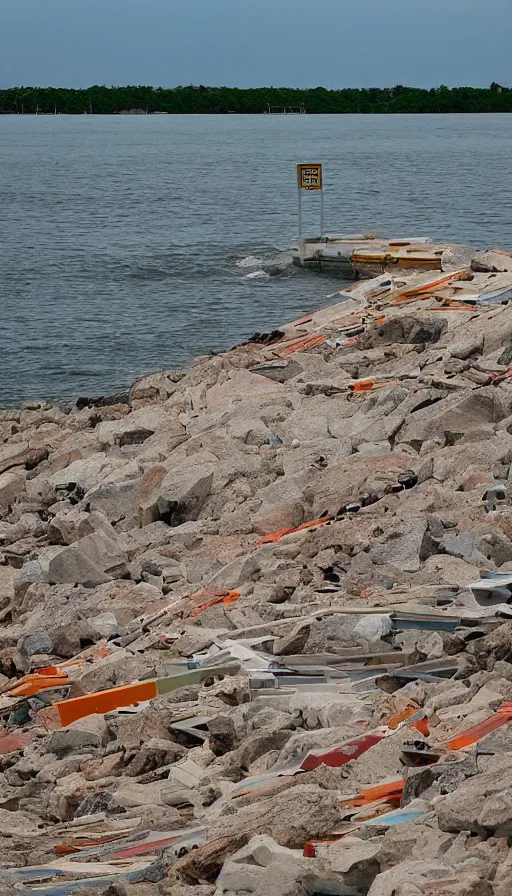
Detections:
2,113,512,407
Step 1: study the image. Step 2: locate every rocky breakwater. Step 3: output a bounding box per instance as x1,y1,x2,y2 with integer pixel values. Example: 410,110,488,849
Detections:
2,246,512,894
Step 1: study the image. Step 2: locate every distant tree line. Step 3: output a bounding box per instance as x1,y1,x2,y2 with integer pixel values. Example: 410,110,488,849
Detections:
0,83,511,114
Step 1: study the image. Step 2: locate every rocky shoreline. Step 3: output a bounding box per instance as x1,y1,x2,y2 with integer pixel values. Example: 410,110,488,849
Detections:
2,244,512,894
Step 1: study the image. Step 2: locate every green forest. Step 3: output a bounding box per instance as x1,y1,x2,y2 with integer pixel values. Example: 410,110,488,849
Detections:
0,84,511,114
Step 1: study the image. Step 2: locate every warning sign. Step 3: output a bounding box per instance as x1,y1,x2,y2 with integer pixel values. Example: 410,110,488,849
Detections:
297,164,323,191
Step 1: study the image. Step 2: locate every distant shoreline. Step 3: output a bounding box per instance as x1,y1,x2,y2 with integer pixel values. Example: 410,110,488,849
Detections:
1,84,511,115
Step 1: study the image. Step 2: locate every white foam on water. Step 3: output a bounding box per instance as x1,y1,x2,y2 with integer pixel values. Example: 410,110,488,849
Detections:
236,255,263,268
245,270,270,280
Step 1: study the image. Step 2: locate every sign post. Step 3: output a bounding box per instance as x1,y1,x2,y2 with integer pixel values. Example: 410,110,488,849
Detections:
297,164,324,239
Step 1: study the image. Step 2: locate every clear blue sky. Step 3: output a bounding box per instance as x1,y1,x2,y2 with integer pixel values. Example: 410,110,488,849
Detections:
1,0,510,89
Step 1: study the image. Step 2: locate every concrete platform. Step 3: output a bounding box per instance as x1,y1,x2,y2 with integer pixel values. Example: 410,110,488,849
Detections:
291,234,452,278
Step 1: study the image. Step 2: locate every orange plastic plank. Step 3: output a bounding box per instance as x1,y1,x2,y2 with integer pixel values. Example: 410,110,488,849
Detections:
385,707,429,736
55,679,158,727
279,335,325,356
343,784,404,809
290,313,313,327
358,779,405,803
445,709,512,751
55,833,127,856
389,270,469,305
112,833,183,859
186,587,238,602
348,378,376,393
403,270,468,295
190,592,239,617
257,516,329,547
6,672,69,698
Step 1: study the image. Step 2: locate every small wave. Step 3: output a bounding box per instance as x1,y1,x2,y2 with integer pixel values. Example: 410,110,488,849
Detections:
236,255,263,268
264,264,288,277
245,270,270,280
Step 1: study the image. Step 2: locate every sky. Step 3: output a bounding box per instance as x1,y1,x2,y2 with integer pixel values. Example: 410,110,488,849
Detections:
0,0,510,89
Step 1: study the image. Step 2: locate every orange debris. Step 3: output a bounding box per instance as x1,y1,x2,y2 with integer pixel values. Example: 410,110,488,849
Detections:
257,516,330,547
445,703,512,751
278,334,325,356
55,680,158,728
190,591,240,617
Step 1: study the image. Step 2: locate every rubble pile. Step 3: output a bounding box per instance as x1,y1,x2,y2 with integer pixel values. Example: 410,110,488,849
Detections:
2,249,512,894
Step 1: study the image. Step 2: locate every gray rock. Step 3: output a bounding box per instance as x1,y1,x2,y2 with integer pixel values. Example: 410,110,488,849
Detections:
157,465,215,525
403,757,477,804
18,631,53,659
375,315,447,346
74,790,121,817
47,530,128,586
471,250,512,273
435,758,512,835
47,507,117,546
47,545,113,586
249,360,303,384
46,717,108,757
208,715,238,756
322,835,381,890
124,738,186,777
212,784,340,848
252,856,312,896
273,622,311,656
440,532,487,566
396,388,507,447
370,517,428,573
367,860,452,896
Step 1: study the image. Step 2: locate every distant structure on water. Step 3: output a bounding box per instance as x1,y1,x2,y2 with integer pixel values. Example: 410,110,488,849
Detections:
266,103,306,114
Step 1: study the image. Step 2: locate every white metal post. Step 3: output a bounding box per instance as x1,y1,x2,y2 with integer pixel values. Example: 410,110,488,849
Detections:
298,188,306,265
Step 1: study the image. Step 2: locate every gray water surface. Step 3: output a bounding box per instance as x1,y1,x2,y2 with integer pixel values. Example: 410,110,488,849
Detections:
2,113,512,407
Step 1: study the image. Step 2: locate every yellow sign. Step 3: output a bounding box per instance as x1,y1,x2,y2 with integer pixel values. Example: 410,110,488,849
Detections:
297,164,323,191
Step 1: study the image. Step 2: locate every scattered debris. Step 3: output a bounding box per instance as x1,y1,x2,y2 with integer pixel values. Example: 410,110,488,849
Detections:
2,240,512,894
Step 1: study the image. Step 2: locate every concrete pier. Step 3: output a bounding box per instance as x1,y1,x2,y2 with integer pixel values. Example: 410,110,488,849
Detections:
291,234,455,279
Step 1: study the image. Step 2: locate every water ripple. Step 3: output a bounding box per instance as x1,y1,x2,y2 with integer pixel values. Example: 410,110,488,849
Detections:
1,113,512,406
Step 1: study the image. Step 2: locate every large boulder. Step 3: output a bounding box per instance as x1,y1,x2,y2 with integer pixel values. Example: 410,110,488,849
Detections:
173,785,340,882
0,441,49,475
0,469,26,511
112,700,184,749
311,453,412,517
14,580,160,659
46,715,109,757
157,465,215,525
205,369,283,412
132,465,168,526
130,369,184,404
395,388,508,448
47,530,128,586
48,508,120,545
435,758,512,836
213,784,340,846
47,454,131,495
217,835,309,896
94,405,186,449
70,649,155,694
369,516,428,573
